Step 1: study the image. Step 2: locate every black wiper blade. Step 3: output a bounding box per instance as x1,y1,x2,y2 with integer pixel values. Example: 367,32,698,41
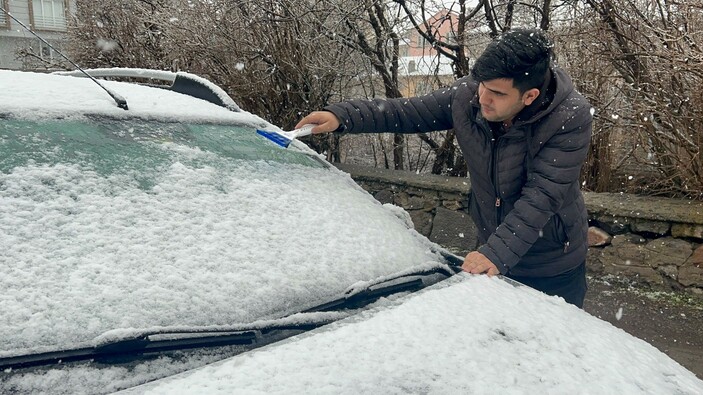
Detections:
0,331,258,370
95,331,258,358
305,277,426,312
0,321,335,371
304,261,461,313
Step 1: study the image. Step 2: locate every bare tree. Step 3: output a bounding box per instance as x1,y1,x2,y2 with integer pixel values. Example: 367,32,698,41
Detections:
579,0,703,198
169,1,358,127
62,0,703,199
312,0,409,169
67,0,171,69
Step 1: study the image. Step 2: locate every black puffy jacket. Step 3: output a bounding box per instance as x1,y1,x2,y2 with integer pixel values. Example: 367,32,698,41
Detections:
325,67,592,277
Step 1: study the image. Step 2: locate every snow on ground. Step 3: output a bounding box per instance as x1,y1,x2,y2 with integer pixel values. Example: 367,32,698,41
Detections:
120,274,703,395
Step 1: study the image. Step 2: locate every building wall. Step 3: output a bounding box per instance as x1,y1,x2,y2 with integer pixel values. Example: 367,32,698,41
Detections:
396,10,457,97
402,9,457,57
0,0,73,70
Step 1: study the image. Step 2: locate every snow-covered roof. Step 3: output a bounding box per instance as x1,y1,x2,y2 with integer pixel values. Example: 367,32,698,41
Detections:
0,70,257,126
54,68,241,112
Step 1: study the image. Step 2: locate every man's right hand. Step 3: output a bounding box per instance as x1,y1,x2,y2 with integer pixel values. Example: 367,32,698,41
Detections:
295,111,341,134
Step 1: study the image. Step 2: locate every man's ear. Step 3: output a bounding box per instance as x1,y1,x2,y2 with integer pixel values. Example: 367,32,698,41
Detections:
522,88,540,105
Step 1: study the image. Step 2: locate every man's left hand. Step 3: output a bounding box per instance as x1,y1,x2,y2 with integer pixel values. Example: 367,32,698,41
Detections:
461,251,500,276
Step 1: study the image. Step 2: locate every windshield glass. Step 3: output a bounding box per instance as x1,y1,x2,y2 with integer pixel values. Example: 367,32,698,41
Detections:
0,118,322,174
0,117,443,358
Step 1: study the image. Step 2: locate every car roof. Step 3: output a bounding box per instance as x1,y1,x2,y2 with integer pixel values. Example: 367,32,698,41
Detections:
0,69,268,127
120,275,703,394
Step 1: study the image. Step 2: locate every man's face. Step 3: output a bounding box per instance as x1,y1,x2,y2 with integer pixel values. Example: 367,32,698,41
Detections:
477,78,539,123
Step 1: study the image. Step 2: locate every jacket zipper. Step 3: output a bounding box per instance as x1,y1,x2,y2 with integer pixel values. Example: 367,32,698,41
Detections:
555,214,570,253
492,137,503,227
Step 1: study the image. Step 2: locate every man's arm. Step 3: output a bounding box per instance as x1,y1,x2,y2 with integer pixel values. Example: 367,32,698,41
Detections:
297,81,465,135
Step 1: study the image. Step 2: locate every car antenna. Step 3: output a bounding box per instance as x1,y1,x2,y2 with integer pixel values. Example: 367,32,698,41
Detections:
0,6,128,110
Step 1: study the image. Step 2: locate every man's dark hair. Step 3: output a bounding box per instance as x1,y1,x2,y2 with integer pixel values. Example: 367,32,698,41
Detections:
470,28,553,93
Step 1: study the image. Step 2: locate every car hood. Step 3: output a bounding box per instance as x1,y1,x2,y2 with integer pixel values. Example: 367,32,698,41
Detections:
118,274,703,394
0,69,452,393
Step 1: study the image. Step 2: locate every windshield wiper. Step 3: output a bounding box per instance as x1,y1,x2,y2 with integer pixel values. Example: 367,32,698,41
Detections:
0,256,465,371
0,321,335,370
304,263,460,313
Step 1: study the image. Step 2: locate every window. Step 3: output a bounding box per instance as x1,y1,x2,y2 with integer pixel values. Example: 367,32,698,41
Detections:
32,0,66,31
408,60,417,73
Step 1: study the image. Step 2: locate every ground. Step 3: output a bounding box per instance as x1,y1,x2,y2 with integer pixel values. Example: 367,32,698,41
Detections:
583,275,703,379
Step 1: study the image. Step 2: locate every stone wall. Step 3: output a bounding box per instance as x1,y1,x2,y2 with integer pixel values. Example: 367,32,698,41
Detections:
335,163,703,294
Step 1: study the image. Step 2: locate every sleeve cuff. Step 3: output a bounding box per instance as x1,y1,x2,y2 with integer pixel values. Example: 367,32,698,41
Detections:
477,244,510,275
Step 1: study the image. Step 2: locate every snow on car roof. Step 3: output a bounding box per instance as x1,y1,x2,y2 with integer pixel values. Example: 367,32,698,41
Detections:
54,68,241,112
119,275,703,394
0,70,259,126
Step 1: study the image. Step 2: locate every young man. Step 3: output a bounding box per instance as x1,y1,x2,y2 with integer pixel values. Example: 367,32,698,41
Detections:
296,29,592,307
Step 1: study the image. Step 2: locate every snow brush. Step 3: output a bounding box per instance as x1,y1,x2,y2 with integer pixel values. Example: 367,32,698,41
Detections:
256,124,315,148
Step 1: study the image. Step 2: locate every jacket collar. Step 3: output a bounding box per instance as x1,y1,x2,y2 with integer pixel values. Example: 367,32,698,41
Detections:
512,69,554,126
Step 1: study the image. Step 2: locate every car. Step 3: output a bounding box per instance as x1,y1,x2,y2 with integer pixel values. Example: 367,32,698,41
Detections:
0,68,458,394
1,69,701,395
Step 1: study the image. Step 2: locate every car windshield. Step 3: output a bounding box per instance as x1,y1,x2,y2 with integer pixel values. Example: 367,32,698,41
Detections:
0,116,445,359
0,117,322,172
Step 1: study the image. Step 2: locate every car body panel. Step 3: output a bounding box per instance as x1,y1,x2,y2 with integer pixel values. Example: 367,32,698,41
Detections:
119,275,703,394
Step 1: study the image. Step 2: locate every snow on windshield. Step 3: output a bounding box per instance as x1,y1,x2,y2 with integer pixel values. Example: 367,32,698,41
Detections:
0,148,443,355
0,71,447,356
119,275,703,394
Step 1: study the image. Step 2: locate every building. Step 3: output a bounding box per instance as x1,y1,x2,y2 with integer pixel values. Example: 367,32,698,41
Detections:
396,9,495,97
0,0,75,70
397,9,478,97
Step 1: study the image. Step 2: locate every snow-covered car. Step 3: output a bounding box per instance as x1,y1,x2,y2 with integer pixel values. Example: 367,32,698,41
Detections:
0,69,457,394
2,69,702,395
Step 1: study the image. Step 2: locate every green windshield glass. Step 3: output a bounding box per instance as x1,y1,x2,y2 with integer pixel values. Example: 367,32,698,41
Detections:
0,118,323,184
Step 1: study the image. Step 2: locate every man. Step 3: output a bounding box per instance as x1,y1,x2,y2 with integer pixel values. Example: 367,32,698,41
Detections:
296,29,592,307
